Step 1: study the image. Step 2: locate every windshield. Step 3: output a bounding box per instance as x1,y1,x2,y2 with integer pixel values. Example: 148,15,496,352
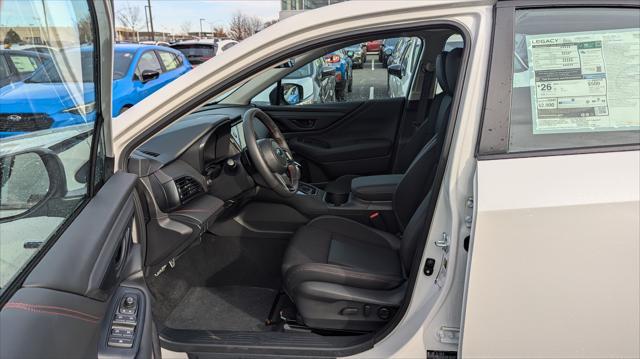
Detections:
114,51,135,79
384,38,400,48
26,50,93,84
286,63,313,79
345,44,362,51
172,44,217,63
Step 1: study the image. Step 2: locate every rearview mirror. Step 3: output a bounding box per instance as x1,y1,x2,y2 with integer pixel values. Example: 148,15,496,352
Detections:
388,63,404,79
141,69,160,83
321,66,336,79
0,149,67,222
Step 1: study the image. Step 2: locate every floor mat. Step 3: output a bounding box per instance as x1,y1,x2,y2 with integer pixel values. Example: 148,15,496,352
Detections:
165,286,278,331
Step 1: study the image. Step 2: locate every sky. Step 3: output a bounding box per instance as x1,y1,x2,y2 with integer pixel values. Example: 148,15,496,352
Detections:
114,0,281,34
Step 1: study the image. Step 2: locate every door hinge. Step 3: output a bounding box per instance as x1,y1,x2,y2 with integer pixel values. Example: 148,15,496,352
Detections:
437,326,460,344
435,232,450,251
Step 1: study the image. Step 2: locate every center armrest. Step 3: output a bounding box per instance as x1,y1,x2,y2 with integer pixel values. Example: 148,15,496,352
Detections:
351,174,403,202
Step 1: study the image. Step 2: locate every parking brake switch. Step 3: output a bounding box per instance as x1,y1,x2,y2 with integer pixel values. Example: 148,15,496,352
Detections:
107,294,138,349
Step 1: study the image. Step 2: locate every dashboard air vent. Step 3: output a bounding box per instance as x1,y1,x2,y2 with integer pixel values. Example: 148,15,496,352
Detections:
175,176,203,203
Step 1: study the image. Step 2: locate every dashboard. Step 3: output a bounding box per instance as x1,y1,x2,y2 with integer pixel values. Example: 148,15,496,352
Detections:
128,105,268,268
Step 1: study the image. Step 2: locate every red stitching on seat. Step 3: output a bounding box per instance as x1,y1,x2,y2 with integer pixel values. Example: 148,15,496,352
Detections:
4,302,100,323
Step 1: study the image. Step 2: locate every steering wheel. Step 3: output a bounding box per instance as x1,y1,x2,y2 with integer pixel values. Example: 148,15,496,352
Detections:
242,108,300,197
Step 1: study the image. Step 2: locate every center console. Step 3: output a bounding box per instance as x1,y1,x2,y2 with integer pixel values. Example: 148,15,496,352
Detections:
288,174,403,234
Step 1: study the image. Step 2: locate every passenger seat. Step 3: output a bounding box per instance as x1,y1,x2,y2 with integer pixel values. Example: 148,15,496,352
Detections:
281,48,462,331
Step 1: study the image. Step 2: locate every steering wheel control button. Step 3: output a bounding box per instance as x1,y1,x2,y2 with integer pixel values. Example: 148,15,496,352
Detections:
108,337,133,348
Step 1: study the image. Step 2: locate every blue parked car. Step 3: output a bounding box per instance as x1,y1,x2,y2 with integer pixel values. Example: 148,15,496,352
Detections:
0,44,191,137
323,49,352,101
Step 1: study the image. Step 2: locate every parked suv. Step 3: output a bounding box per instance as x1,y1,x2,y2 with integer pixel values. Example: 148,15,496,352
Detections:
170,39,238,66
324,49,353,100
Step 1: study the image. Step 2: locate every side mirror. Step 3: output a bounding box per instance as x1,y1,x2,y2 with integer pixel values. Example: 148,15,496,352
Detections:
384,48,393,56
141,69,160,83
346,50,355,58
321,66,336,79
388,63,404,79
269,83,304,106
0,148,67,222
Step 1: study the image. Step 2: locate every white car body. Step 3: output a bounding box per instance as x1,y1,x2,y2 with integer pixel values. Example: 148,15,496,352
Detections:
1,0,637,358
110,1,639,357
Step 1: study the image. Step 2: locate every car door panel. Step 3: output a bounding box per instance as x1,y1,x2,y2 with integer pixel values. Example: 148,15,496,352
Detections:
262,97,405,183
0,172,159,359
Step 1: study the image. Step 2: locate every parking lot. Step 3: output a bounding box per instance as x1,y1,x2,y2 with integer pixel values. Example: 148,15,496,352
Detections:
346,55,388,102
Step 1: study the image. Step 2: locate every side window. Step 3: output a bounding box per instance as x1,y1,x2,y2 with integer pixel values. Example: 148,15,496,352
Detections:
158,51,180,71
251,37,423,106
9,55,39,74
0,0,102,290
136,50,163,79
388,37,423,99
507,8,639,152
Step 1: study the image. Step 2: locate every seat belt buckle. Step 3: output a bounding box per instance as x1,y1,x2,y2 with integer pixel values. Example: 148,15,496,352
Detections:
369,211,386,231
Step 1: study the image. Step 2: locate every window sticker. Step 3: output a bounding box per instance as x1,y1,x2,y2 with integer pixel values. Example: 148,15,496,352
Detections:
10,55,37,73
526,28,640,134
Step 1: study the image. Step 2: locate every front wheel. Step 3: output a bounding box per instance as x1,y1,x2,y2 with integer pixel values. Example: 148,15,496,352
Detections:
348,77,353,92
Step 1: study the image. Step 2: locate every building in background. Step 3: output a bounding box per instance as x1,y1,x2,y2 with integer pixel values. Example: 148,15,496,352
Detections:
280,0,347,19
1,26,86,48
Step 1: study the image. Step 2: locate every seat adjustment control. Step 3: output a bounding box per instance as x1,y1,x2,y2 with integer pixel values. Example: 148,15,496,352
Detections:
378,307,391,320
340,307,359,315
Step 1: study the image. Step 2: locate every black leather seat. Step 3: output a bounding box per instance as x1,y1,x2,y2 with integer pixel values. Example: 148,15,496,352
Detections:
324,48,460,197
282,48,462,331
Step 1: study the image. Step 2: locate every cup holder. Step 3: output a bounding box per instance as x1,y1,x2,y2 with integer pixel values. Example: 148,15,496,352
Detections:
325,191,349,206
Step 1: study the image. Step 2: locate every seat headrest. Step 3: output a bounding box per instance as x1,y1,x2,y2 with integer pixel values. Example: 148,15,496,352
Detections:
435,47,462,95
435,51,449,94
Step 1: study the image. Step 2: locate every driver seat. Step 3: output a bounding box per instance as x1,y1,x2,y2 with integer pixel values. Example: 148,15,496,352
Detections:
282,48,462,331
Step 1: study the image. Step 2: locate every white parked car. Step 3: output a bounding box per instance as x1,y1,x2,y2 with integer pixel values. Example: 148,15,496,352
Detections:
170,38,238,66
138,40,172,47
0,1,638,359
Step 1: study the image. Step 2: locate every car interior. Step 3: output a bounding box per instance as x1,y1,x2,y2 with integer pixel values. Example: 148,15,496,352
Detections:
127,27,465,353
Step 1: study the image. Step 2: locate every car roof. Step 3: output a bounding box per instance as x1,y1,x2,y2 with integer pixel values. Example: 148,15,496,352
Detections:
174,39,217,45
114,43,176,53
0,49,50,57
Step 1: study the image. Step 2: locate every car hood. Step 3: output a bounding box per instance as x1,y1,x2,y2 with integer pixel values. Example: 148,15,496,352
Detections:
0,81,95,114
0,123,93,155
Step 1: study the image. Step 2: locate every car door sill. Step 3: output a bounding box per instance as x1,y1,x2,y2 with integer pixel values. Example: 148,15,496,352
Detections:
159,327,373,358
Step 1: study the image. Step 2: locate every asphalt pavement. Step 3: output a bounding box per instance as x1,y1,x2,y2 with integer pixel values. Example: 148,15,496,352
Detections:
346,55,388,102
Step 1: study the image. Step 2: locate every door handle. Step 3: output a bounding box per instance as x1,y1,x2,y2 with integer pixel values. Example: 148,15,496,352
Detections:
291,119,316,128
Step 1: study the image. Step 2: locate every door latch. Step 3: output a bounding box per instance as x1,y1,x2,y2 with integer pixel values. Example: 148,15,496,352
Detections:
435,232,450,252
437,326,460,344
